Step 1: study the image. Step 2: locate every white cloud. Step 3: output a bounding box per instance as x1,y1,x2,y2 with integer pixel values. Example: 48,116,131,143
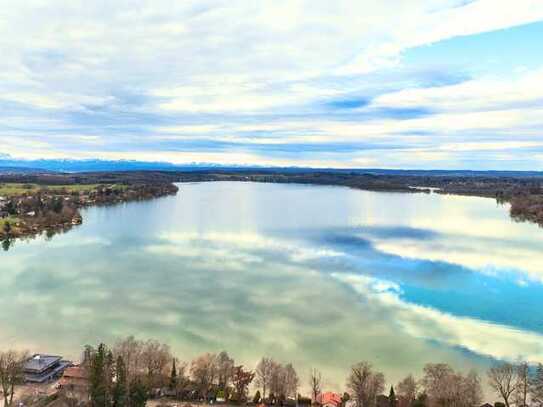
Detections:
150,231,345,264
2,0,542,110
356,193,543,282
336,273,543,364
371,67,543,113
1,1,543,167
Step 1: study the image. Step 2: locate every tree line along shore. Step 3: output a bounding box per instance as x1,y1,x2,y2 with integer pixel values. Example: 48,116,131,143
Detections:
166,171,543,227
1,169,541,238
0,336,542,407
0,181,178,247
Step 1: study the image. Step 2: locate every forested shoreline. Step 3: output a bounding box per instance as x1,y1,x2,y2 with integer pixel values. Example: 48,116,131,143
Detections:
0,182,178,247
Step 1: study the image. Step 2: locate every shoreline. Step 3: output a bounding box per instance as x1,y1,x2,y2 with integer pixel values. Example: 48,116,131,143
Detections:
170,172,541,227
1,168,542,247
0,182,178,245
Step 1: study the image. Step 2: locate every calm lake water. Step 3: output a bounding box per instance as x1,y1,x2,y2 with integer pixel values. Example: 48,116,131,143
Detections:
2,181,543,389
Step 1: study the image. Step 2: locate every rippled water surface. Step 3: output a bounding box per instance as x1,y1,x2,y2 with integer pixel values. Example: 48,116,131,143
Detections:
2,182,543,388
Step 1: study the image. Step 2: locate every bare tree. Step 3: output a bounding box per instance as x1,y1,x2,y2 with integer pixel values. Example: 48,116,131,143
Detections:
347,362,372,407
113,336,143,382
421,363,455,405
397,374,417,406
488,363,517,407
255,357,274,399
462,370,483,407
0,350,28,407
283,364,299,399
368,373,385,406
264,362,298,400
347,362,385,407
516,362,530,407
140,339,172,387
216,351,235,391
269,360,285,398
309,368,322,402
531,363,543,407
175,360,188,393
421,363,482,407
191,353,218,398
232,365,254,402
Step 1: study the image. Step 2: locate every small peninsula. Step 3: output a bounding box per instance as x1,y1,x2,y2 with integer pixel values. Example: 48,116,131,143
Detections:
0,180,178,243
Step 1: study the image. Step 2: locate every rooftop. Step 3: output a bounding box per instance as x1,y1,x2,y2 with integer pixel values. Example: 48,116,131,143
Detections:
62,366,88,380
24,354,72,383
24,354,63,373
317,392,342,407
59,366,89,389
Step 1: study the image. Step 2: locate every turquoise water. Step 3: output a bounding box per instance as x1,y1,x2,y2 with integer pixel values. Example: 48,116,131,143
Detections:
1,182,542,389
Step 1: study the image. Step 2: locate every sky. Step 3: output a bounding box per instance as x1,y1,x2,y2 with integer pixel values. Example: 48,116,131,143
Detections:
1,0,543,170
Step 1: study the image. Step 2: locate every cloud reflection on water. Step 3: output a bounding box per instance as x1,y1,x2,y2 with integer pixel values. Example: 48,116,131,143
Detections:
1,182,543,390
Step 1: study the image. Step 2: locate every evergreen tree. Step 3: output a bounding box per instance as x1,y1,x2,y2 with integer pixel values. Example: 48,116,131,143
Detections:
389,386,397,407
170,358,178,390
5,201,16,216
89,344,108,407
129,378,148,407
105,351,115,407
1,239,12,251
253,390,262,404
113,356,128,407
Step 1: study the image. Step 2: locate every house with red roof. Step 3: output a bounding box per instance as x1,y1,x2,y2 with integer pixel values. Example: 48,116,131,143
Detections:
316,392,342,407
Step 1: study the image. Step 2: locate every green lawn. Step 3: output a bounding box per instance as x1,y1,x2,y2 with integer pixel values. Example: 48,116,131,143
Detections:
44,184,101,193
0,183,39,196
0,183,127,197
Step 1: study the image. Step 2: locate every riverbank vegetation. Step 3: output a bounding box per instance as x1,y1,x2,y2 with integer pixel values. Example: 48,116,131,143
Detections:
2,337,543,407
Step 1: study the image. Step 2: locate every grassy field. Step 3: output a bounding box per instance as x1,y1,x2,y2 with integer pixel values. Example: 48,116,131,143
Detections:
0,183,127,197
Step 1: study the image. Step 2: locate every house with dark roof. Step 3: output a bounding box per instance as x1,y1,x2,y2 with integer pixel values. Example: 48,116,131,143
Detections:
24,354,71,383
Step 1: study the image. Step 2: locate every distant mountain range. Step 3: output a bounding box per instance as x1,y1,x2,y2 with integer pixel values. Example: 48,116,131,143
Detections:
1,155,543,177
0,157,233,173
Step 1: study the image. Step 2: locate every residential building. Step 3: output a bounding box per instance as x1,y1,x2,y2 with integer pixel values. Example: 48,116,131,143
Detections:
316,392,342,407
24,354,71,383
58,366,88,390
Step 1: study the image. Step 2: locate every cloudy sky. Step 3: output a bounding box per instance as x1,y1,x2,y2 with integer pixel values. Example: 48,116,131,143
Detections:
1,0,543,169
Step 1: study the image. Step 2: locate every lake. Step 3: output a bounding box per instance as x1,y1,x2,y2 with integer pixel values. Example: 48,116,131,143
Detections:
1,181,543,389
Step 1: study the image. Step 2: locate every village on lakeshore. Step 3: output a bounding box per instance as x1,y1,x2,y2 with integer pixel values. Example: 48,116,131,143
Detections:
0,181,178,246
0,337,540,407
